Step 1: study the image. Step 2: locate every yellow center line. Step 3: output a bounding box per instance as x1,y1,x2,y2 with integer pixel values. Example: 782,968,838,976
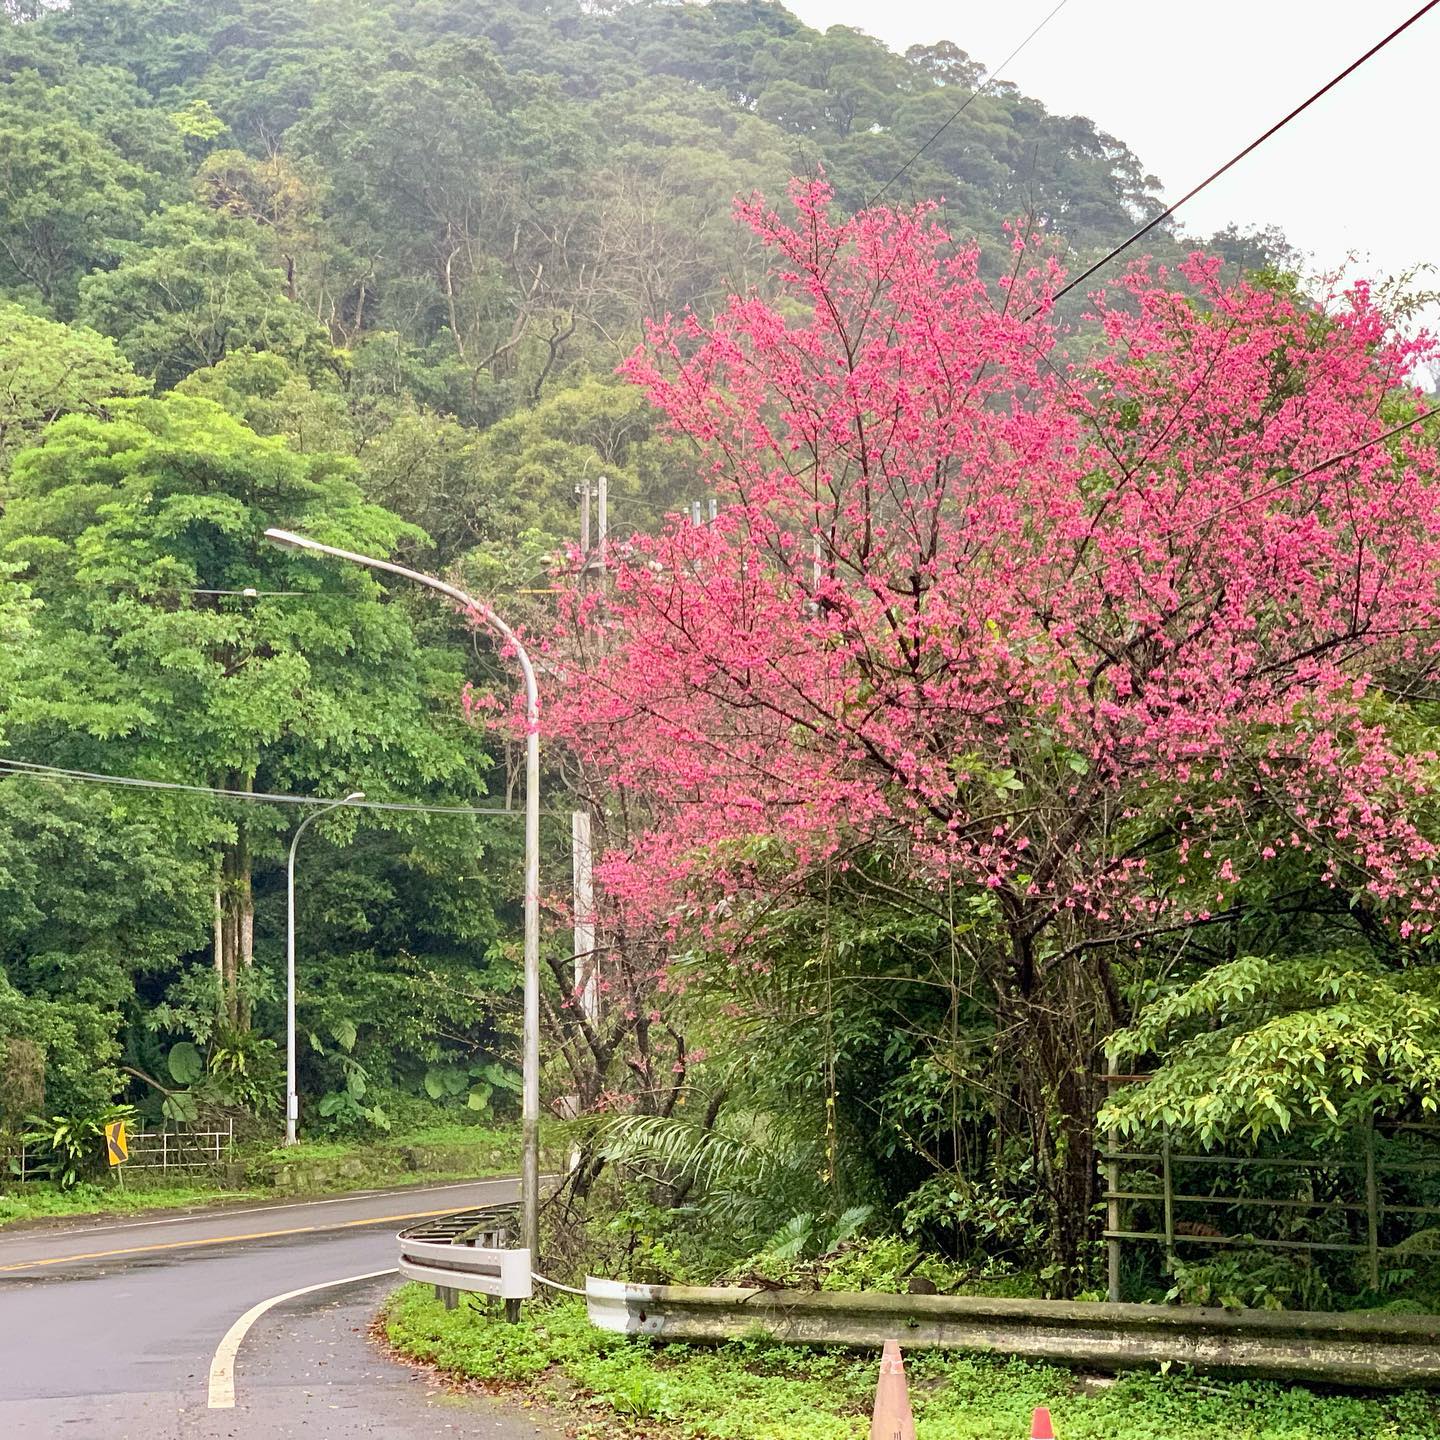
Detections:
0,1205,466,1273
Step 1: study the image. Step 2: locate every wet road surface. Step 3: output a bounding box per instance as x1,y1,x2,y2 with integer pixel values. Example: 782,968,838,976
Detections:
0,1178,560,1438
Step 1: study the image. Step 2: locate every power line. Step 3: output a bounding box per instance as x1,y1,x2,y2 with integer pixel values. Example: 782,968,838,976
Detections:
1051,0,1440,305
189,587,306,597
0,757,541,816
868,0,1073,207
1209,401,1440,524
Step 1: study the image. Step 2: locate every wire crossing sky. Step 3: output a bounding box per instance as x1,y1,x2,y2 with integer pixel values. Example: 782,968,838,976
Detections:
790,0,1440,331
0,757,542,816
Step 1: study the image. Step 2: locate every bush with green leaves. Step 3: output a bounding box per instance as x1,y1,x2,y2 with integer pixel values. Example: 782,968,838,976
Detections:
22,1102,136,1188
422,1058,521,1118
1103,954,1440,1145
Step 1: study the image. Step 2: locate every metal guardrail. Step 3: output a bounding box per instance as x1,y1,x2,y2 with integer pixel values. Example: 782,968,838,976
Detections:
396,1203,531,1318
584,1277,1440,1387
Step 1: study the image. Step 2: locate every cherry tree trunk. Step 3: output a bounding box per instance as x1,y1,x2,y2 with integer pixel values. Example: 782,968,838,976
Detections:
1001,934,1108,1295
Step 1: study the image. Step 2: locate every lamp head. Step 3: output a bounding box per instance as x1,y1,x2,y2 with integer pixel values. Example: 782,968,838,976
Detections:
264,528,308,552
344,791,365,803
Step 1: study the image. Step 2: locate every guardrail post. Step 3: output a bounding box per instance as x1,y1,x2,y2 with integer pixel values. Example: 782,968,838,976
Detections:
1365,1118,1381,1291
1161,1131,1175,1275
1105,1073,1121,1303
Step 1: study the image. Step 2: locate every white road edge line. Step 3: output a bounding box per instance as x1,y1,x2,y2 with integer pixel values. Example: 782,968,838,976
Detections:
20,1176,516,1242
207,1266,397,1409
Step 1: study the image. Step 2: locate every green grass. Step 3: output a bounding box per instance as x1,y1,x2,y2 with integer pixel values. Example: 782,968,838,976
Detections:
257,1121,521,1164
382,1285,1440,1440
0,1178,259,1226
0,1122,523,1228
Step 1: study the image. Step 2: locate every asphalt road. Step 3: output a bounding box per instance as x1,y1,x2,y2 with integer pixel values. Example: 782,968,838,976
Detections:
0,1178,561,1438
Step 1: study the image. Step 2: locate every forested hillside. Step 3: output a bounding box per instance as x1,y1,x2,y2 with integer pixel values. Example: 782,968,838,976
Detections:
0,0,1319,1203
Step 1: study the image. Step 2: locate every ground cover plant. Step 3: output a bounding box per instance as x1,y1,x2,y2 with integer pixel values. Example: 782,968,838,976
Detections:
382,1286,1440,1440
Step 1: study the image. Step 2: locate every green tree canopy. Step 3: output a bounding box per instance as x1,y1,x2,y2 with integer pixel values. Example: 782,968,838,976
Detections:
77,205,327,388
0,302,148,480
0,392,496,1030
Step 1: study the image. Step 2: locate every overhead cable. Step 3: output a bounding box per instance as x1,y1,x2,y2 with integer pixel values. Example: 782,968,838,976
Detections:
1050,0,1440,305
0,757,535,816
868,0,1072,206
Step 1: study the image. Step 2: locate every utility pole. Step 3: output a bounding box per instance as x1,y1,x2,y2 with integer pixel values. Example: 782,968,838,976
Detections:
576,477,592,566
571,811,598,1026
596,474,608,581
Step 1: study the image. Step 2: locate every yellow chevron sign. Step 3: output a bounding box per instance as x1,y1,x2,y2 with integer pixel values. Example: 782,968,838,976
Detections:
104,1121,128,1167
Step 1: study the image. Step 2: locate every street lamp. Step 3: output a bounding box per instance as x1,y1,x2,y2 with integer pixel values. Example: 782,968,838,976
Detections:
286,790,365,1146
264,528,543,1258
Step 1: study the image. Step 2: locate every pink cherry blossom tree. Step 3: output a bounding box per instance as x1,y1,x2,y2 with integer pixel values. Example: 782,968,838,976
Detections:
541,178,1440,1286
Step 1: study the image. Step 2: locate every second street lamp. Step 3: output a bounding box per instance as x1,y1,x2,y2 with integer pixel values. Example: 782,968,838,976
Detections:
286,790,365,1146
263,527,543,1259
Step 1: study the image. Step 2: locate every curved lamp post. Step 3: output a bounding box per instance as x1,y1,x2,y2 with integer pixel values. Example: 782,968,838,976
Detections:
286,791,365,1145
264,528,542,1257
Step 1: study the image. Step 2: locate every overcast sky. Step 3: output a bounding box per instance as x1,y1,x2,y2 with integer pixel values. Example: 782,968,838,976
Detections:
785,0,1438,306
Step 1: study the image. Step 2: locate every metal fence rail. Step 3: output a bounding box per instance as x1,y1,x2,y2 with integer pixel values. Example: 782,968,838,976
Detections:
0,1137,36,1181
2,1119,235,1180
123,1120,234,1172
1101,1092,1440,1298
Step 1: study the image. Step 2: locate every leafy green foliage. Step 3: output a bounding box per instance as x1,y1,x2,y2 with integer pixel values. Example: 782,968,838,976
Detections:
0,73,156,313
731,1206,874,1283
1104,955,1440,1144
77,205,327,387
599,1105,830,1243
166,1041,202,1085
1167,1251,1332,1313
423,1059,520,1115
0,303,148,477
22,1101,135,1187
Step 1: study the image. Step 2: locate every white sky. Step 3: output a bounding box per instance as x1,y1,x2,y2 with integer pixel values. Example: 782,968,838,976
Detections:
786,0,1439,306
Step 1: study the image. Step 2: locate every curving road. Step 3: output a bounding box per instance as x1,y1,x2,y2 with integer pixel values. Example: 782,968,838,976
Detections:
0,1178,559,1437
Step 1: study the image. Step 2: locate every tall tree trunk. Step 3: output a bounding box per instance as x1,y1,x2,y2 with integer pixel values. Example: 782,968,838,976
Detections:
1001,928,1106,1296
213,866,224,1002
216,774,256,1031
1019,994,1098,1296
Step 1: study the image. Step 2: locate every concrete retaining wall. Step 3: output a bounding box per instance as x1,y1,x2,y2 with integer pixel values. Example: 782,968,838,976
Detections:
585,1278,1440,1387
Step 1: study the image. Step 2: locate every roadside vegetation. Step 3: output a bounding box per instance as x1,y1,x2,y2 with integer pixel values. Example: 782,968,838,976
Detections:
383,1286,1440,1440
0,1121,523,1227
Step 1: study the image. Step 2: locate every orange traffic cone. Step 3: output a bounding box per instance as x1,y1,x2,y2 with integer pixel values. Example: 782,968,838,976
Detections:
869,1338,916,1440
1030,1406,1056,1439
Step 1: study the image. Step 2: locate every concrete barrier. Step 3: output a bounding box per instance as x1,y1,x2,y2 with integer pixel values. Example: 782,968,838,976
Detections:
585,1278,1440,1387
